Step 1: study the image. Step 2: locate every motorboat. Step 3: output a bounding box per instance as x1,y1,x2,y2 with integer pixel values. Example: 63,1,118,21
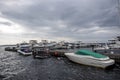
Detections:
108,36,120,49
65,50,115,68
94,44,109,50
32,45,50,59
17,49,32,55
17,44,32,56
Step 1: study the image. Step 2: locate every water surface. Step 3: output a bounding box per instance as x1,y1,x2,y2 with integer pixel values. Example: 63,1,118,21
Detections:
0,46,120,80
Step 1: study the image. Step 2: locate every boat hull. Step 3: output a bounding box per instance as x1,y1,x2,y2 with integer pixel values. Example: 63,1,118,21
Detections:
65,53,115,68
17,50,32,56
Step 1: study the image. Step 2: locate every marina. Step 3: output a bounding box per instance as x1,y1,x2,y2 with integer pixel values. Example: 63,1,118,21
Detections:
0,46,120,80
3,36,120,63
0,0,120,80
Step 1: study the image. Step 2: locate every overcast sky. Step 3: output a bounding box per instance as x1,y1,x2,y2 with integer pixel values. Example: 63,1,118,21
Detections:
0,0,120,45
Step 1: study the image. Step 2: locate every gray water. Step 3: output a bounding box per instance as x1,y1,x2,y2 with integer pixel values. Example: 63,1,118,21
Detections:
0,46,120,80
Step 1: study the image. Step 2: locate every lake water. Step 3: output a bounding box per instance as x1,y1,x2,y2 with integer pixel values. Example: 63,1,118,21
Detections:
0,46,120,80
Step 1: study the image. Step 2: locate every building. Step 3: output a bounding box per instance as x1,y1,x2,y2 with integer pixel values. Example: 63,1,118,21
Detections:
29,40,38,45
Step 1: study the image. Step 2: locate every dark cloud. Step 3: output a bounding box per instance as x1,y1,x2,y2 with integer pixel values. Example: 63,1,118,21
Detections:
0,0,120,43
0,21,12,26
0,0,118,28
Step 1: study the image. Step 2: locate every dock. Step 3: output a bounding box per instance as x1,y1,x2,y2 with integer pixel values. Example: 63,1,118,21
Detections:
49,50,66,57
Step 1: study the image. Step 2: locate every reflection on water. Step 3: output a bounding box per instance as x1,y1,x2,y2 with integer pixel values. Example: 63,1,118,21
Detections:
0,46,120,80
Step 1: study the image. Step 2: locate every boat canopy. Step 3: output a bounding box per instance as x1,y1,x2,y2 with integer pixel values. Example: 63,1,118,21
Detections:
75,50,107,58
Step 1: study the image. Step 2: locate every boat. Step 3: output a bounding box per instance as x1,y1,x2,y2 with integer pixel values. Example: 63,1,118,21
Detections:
17,44,32,56
32,44,50,59
95,49,120,63
94,43,109,50
65,50,115,68
108,36,120,49
5,46,17,52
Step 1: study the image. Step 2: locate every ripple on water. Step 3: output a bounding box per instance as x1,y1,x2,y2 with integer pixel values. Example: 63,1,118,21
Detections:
1,47,120,80
0,47,26,79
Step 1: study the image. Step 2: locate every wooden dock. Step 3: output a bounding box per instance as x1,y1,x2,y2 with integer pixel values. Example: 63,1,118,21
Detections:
49,50,66,57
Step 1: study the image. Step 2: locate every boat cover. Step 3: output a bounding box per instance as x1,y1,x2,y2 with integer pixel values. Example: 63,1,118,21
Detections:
75,50,107,58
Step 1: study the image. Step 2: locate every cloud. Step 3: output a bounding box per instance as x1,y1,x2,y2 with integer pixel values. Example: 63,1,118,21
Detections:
0,0,120,44
0,22,12,26
0,17,25,34
0,0,118,27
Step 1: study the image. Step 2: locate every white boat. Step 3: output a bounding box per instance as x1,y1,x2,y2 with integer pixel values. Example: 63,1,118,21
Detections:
65,50,115,68
17,44,32,56
108,36,120,49
94,44,109,50
17,50,32,55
